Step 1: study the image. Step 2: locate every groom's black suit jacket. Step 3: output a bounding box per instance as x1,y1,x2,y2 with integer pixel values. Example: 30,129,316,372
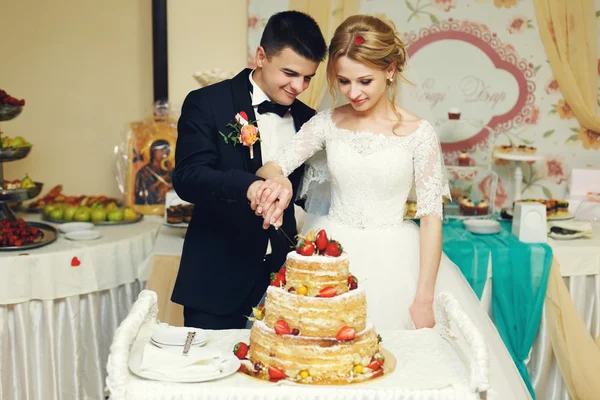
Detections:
171,69,314,315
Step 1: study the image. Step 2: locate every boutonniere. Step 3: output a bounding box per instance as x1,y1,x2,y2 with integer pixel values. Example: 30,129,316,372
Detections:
219,111,260,159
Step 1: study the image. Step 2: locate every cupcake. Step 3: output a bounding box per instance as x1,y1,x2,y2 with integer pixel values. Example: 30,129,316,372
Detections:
556,200,569,217
460,198,477,215
476,200,489,215
167,205,183,224
525,146,537,154
458,152,471,166
448,107,461,120
496,145,514,153
182,204,194,223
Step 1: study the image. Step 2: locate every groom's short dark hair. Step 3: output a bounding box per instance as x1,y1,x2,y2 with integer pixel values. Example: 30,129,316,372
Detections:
260,11,327,63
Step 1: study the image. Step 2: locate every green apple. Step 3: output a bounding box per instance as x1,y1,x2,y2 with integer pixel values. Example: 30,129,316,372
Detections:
123,208,137,221
91,208,107,222
74,209,91,222
44,204,57,217
107,209,124,222
8,136,26,148
49,208,64,220
63,206,77,222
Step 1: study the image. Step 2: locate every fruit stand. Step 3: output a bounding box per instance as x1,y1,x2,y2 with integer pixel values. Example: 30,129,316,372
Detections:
0,90,58,250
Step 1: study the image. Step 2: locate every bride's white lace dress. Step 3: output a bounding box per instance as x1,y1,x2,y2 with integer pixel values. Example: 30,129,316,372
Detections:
274,108,531,399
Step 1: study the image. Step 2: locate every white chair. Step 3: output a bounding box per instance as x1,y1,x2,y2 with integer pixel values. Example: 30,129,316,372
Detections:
106,290,158,400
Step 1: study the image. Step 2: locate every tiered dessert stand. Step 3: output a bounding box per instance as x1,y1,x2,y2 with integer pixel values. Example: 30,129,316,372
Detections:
0,104,58,250
435,116,498,220
492,149,544,202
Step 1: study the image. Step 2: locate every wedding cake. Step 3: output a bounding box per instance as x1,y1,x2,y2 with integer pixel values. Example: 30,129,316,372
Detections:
234,229,386,384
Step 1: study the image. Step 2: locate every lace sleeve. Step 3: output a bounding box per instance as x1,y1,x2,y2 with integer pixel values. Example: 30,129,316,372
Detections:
413,121,451,220
274,110,330,177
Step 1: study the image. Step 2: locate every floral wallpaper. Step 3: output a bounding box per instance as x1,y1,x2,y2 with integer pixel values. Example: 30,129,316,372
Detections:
248,0,600,209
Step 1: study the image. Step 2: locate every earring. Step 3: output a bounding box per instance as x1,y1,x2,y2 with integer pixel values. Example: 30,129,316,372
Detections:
387,77,394,84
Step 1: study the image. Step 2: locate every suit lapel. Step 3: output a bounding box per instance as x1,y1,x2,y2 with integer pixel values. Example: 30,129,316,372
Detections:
290,101,312,133
231,69,263,173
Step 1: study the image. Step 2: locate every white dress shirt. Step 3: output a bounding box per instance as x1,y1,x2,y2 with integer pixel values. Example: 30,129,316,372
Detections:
249,71,296,256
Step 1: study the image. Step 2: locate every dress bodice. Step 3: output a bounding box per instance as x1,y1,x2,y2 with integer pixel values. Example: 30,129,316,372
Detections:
275,109,450,229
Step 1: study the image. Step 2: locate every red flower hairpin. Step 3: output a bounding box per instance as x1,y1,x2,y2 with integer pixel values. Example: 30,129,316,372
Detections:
354,35,365,46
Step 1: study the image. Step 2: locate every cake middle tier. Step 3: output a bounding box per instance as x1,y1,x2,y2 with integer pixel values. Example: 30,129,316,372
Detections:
264,286,367,337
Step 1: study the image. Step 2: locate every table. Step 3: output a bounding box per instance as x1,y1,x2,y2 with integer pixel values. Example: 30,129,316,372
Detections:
0,214,161,400
106,290,496,400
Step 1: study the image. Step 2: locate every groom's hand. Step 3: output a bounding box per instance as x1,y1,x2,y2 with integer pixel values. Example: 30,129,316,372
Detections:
253,177,293,226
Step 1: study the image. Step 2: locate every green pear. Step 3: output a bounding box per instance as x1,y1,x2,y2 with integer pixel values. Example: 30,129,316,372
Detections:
8,136,26,148
123,208,137,221
74,209,91,222
107,209,124,222
49,208,64,221
91,208,107,222
44,204,57,217
63,206,77,222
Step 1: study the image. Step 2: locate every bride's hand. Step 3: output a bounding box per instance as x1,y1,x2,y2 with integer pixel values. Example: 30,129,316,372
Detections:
254,176,293,224
409,298,435,329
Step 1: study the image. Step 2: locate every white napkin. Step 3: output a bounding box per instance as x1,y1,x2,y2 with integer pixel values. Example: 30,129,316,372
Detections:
549,220,593,235
140,344,226,380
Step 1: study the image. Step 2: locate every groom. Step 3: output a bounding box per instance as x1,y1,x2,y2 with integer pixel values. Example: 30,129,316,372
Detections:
171,11,327,329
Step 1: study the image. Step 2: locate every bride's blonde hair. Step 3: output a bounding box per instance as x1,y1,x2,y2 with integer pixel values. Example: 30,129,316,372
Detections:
327,15,409,130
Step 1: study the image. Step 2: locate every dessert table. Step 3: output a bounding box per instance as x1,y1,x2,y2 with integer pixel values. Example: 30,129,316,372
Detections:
0,214,161,400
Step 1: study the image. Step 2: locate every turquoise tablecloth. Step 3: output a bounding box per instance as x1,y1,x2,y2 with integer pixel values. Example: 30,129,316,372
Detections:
442,220,552,399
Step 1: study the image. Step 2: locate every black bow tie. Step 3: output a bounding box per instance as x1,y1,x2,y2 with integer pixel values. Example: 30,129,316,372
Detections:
257,100,290,118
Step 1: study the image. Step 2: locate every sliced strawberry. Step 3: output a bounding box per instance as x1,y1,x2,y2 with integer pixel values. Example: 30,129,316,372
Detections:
324,241,343,257
335,326,356,341
268,366,287,380
317,286,336,298
296,241,316,256
315,229,328,252
233,342,249,359
367,357,381,371
274,319,291,335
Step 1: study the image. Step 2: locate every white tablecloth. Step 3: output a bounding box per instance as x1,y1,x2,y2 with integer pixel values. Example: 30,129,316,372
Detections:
0,215,162,400
0,215,161,304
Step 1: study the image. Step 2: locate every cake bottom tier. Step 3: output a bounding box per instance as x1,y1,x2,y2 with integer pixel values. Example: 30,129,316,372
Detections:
247,320,381,384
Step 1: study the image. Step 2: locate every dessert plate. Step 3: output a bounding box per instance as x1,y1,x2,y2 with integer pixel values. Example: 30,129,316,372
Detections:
151,325,209,347
65,230,102,241
129,343,239,383
463,219,501,235
58,222,95,233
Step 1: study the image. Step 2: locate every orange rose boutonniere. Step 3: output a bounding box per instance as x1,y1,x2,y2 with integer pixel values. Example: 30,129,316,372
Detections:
219,111,261,159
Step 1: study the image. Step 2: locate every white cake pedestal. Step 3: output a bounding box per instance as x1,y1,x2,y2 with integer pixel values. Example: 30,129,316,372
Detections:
493,151,544,201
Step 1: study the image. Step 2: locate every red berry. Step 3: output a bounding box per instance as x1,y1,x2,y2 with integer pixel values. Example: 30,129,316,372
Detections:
317,286,336,298
315,229,328,252
324,241,343,257
274,320,291,335
233,342,249,359
335,326,356,341
296,241,316,256
291,329,300,336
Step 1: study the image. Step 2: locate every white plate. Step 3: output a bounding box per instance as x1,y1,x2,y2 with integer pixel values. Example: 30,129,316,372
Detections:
65,230,102,241
463,219,502,234
128,344,240,383
58,222,95,233
548,231,588,240
493,150,544,162
163,222,188,228
150,338,208,348
505,208,574,221
151,326,209,346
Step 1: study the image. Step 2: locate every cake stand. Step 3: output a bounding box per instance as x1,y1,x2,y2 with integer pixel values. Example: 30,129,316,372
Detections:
0,105,57,250
492,150,544,202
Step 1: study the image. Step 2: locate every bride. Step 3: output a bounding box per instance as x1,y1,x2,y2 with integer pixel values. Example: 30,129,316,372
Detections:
254,15,531,399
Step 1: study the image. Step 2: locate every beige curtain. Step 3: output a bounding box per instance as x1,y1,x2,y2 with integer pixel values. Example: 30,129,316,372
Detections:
288,0,360,108
533,0,600,132
544,259,600,399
